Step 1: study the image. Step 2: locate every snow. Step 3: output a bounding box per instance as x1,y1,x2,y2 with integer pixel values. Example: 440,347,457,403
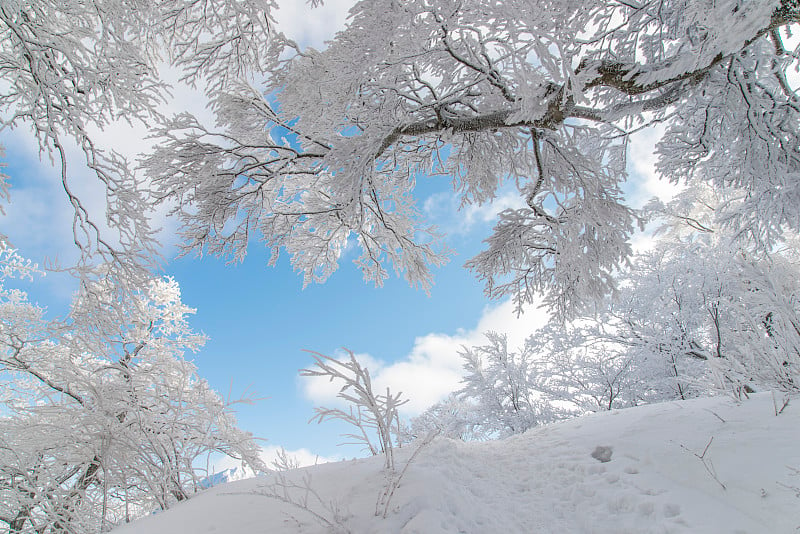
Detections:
113,393,800,533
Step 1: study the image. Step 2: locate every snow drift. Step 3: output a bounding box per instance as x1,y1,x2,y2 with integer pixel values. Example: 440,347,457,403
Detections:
113,393,800,533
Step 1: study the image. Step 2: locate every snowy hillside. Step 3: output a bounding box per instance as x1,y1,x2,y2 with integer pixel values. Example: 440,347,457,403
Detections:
113,394,800,533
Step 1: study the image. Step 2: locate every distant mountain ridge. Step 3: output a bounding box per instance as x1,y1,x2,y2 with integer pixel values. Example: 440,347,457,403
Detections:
198,466,257,489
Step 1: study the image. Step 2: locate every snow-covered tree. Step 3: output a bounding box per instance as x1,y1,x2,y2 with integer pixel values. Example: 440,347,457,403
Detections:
457,332,573,438
439,185,800,434
623,241,800,397
528,323,646,412
0,244,264,533
600,186,800,397
1,1,798,316
438,325,650,439
408,393,484,441
143,0,800,316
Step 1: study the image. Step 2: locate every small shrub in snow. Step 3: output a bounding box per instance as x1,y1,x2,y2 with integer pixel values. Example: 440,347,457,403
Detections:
253,471,351,533
300,350,436,521
301,350,406,471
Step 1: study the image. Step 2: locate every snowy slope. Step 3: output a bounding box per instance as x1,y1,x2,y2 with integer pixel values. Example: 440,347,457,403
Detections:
113,393,800,533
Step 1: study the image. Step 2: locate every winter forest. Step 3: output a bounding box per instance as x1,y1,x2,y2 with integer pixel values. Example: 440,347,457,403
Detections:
1,0,800,532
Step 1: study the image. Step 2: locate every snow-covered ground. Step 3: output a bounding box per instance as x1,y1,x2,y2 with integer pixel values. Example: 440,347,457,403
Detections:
113,393,800,533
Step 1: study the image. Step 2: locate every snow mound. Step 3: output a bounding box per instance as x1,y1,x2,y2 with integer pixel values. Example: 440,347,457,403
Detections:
113,393,800,533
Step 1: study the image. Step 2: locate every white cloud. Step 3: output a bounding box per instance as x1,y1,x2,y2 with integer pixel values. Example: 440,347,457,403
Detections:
626,124,681,209
301,298,549,416
273,1,354,48
423,185,526,237
1,131,100,262
624,124,686,255
0,128,182,284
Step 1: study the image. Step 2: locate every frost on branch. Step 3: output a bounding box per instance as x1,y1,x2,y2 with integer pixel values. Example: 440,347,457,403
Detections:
5,0,799,315
144,0,800,316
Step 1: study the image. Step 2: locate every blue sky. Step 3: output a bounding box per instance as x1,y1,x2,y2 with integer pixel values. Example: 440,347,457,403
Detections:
0,1,672,467
0,118,541,461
